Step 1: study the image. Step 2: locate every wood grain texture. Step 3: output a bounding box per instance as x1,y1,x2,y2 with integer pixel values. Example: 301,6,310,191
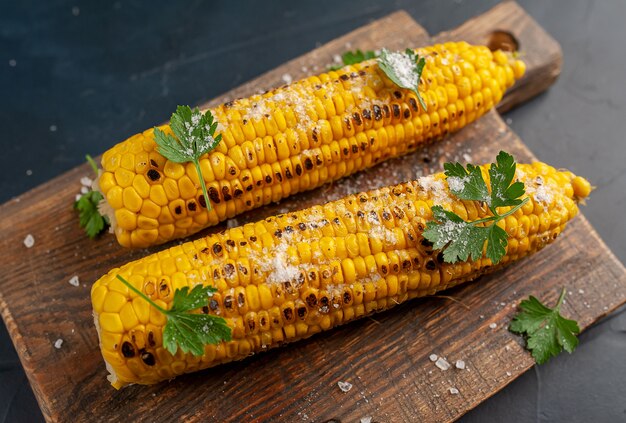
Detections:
0,2,624,422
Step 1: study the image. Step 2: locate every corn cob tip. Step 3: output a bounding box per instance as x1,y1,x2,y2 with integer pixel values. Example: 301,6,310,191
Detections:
571,175,592,203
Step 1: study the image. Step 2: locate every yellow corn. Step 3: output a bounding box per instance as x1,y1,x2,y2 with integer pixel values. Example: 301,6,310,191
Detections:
92,161,590,388
98,42,526,247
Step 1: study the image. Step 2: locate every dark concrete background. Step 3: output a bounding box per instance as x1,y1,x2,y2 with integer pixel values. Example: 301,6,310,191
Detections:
1,0,625,421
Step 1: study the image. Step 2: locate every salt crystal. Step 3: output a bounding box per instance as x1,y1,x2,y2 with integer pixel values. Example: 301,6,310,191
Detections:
338,381,353,392
455,360,466,370
26,169,33,176
226,218,239,229
506,371,512,377
506,117,513,125
80,176,93,187
9,59,17,67
489,323,497,329
533,184,553,205
23,234,35,248
54,339,63,349
418,175,452,205
49,124,58,132
435,357,450,371
429,353,438,362
80,186,89,194
447,176,468,192
360,418,372,423
578,289,585,294
449,387,459,395
281,73,293,85
333,54,342,64
72,6,80,16
462,153,472,162
68,276,80,287
75,194,82,201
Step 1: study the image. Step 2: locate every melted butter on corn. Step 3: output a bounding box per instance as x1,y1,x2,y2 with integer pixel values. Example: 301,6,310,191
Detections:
98,42,526,248
92,161,589,388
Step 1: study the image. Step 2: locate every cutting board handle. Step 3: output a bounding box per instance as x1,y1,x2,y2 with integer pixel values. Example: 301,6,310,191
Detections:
433,1,562,113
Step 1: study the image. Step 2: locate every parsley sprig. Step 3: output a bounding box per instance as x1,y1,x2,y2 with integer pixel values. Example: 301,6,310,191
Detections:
378,48,427,111
510,288,580,364
74,154,109,239
423,151,529,264
116,275,231,356
329,49,378,70
154,106,222,211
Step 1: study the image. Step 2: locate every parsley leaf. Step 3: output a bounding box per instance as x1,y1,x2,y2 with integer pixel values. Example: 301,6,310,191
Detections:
74,154,109,239
329,49,378,70
75,190,107,238
117,275,232,356
154,106,222,211
423,206,489,263
378,48,427,111
489,150,525,209
510,288,580,364
444,162,490,203
422,151,529,265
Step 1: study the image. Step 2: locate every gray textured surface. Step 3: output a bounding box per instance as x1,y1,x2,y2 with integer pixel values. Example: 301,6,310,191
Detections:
1,0,624,421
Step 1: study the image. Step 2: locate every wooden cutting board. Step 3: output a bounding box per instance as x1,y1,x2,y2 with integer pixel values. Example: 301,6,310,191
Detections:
1,2,625,422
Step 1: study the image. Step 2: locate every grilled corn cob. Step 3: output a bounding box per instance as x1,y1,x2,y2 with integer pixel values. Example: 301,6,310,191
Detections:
98,42,526,248
92,161,590,388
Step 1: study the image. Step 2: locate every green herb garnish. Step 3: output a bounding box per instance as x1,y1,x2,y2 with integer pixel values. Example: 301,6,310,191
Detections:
423,151,529,264
378,48,427,111
116,275,231,356
153,106,222,211
510,287,580,364
74,154,109,239
329,49,378,70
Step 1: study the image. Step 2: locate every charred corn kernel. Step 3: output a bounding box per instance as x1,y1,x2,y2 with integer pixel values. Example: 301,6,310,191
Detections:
98,43,525,248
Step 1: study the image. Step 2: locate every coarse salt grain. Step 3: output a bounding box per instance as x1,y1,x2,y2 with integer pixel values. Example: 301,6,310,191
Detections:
49,124,57,132
68,276,80,287
337,381,353,392
281,73,293,85
429,354,438,362
54,339,63,349
23,234,35,248
489,322,497,329
360,417,372,423
455,360,466,370
435,357,450,371
80,176,93,187
80,186,90,194
449,387,459,395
